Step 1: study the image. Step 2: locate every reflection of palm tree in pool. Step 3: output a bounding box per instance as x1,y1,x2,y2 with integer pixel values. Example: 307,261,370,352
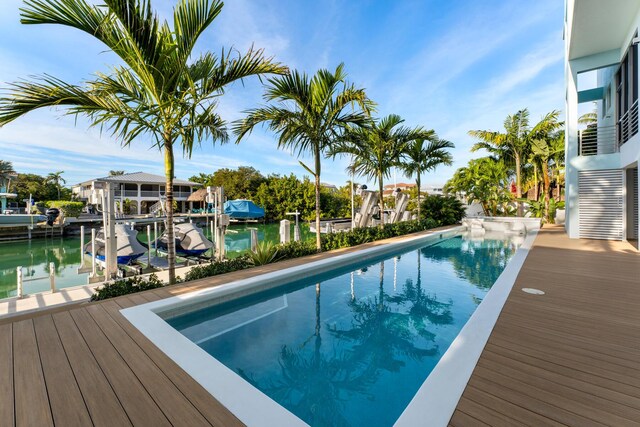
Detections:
422,237,516,290
388,252,454,329
330,260,440,374
239,282,376,426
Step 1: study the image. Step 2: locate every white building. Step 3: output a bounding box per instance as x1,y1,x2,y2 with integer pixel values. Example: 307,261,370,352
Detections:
565,0,640,242
72,172,198,215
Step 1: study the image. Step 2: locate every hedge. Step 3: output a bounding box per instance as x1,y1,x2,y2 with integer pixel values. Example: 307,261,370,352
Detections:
45,200,84,218
90,274,164,301
89,221,443,301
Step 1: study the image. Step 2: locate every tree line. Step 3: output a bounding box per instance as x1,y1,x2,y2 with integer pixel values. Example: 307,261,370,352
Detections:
190,166,356,221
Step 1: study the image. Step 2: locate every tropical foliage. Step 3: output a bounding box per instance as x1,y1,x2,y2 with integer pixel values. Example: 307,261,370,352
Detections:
419,195,465,226
44,200,84,218
234,64,374,250
321,218,438,251
0,0,287,284
400,137,454,217
0,160,17,190
449,109,565,221
445,157,512,216
45,171,66,200
90,274,164,301
330,114,433,223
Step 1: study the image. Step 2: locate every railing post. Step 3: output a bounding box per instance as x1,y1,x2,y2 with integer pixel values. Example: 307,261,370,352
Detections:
16,266,23,298
147,224,152,268
90,228,97,279
79,225,85,268
49,262,56,293
250,228,258,252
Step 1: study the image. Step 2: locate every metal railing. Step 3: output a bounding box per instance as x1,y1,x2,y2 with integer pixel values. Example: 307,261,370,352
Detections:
618,99,639,146
114,190,139,197
579,125,618,156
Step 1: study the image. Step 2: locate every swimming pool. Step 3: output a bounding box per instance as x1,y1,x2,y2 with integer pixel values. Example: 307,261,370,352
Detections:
123,227,535,426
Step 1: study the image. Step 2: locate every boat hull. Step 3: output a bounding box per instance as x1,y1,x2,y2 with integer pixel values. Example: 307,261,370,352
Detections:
0,214,47,227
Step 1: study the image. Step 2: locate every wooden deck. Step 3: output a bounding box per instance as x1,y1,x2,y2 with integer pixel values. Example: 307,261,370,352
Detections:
449,225,640,426
2,225,639,426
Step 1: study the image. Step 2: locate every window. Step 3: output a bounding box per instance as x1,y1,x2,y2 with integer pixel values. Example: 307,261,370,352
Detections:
616,32,639,144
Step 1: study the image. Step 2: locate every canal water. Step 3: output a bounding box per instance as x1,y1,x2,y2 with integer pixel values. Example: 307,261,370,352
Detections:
0,222,314,299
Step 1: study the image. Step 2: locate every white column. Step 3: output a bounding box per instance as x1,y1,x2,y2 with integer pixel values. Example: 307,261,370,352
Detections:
565,59,580,238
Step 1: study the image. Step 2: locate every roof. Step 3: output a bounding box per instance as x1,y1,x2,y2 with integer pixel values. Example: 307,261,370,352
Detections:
187,188,207,202
383,183,415,189
79,172,198,186
566,0,640,61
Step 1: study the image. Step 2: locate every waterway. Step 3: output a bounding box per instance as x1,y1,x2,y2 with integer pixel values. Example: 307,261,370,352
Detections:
0,222,314,299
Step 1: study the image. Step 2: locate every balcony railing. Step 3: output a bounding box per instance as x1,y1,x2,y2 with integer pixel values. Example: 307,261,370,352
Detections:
618,99,639,145
579,125,618,156
114,190,139,197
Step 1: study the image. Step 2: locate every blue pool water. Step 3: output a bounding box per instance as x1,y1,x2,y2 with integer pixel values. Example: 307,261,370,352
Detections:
167,233,522,426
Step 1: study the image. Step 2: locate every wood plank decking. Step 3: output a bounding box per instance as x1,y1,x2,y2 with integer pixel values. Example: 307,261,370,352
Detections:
0,225,638,426
449,226,640,426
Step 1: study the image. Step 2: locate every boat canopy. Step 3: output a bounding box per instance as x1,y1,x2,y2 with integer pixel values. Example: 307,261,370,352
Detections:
223,199,265,219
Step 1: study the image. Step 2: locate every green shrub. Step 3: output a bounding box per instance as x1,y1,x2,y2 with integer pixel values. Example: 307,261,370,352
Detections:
276,240,318,259
90,274,164,301
419,195,465,226
45,200,84,218
184,256,252,281
248,241,280,266
321,218,438,251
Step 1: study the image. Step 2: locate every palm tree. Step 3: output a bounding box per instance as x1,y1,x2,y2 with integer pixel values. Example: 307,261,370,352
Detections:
469,109,530,215
330,115,432,224
46,171,66,199
234,64,373,249
400,136,454,218
0,160,17,191
0,0,287,283
529,111,563,222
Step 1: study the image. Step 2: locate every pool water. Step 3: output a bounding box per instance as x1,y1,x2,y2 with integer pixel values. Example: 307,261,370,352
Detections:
166,233,521,427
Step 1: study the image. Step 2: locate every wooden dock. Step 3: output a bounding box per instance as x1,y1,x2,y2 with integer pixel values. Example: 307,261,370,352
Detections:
449,225,640,426
1,225,638,426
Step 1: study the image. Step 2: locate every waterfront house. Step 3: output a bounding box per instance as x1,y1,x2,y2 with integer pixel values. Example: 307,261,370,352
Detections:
72,172,199,215
565,0,640,243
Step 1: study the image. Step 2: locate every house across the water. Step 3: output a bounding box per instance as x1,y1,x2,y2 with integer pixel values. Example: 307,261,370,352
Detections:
72,172,199,214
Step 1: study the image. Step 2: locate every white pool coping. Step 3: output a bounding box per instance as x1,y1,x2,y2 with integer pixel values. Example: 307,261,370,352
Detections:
121,225,537,427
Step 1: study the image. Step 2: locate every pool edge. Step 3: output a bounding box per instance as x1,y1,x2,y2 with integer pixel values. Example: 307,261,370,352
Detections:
394,226,540,427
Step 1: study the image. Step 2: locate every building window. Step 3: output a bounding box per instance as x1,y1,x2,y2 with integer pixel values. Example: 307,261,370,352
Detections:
616,32,639,144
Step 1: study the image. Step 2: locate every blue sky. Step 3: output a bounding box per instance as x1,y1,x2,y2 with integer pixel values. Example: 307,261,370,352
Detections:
0,0,565,188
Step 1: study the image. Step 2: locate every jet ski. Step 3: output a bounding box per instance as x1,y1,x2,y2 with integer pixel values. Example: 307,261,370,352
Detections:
153,222,213,256
84,224,147,264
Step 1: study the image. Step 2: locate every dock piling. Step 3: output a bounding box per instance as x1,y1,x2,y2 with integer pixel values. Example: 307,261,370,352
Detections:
49,262,56,293
90,228,97,279
147,224,152,268
79,226,85,268
16,266,23,298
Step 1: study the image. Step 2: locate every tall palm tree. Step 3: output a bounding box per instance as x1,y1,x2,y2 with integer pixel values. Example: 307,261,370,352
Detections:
0,0,287,283
400,136,454,218
234,64,374,249
529,111,563,222
330,115,432,224
469,109,530,215
46,171,66,199
0,160,17,191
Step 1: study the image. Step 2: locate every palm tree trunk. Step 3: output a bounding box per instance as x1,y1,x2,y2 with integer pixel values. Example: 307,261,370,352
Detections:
533,164,538,201
314,149,322,251
378,173,384,226
515,154,523,216
57,185,60,200
164,145,176,285
542,162,551,223
416,171,421,219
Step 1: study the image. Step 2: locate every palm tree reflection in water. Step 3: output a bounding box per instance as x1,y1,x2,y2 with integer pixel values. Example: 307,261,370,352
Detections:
240,256,455,426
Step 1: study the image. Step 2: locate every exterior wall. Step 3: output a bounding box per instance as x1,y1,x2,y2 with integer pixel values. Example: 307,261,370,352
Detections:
565,2,640,240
